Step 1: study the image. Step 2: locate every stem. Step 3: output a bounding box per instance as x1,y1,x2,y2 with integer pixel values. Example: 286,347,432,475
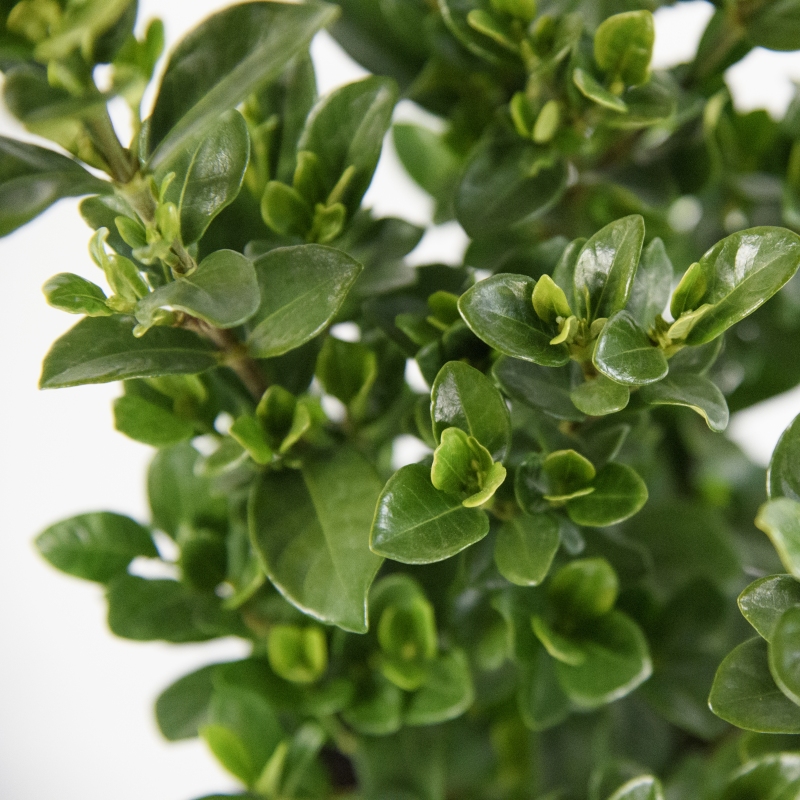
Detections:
85,110,138,184
181,315,268,400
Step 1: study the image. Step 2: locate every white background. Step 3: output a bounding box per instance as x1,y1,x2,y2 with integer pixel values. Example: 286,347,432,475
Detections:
1,2,800,798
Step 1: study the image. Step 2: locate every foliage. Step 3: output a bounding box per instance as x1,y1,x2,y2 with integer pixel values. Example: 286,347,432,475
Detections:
10,0,800,797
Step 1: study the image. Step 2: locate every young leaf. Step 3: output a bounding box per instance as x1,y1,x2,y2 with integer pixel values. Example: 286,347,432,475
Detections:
593,311,668,386
298,76,398,214
570,374,630,416
147,1,338,169
542,450,596,499
370,463,490,564
229,416,273,465
679,227,800,346
154,109,250,246
494,513,561,586
39,316,218,389
250,447,384,633
573,215,645,322
548,558,619,622
593,11,655,87
137,250,259,330
458,274,570,366
756,499,800,580
35,512,157,583
431,427,483,495
247,245,361,358
769,607,800,705
627,238,673,328
113,394,194,447
638,373,729,432
0,136,109,236
709,637,800,733
532,274,572,325
266,625,328,684
43,273,111,317
566,463,648,527
431,361,511,460
739,575,800,642
607,776,664,800
769,414,800,501
404,650,474,726
573,68,628,113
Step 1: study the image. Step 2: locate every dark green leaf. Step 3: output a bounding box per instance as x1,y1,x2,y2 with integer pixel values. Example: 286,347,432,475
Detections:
493,357,584,421
147,1,337,169
573,215,645,322
769,414,800,501
593,311,667,386
250,447,384,633
756,499,800,581
769,606,800,706
517,643,571,731
667,338,723,376
679,227,800,346
113,394,194,447
431,361,511,460
593,11,654,86
608,776,664,800
156,663,218,741
370,463,489,564
39,316,217,389
315,336,377,417
745,0,800,51
154,109,250,246
570,374,630,416
247,245,361,358
404,650,474,726
566,462,648,527
709,638,800,733
35,512,157,583
494,513,560,586
627,238,673,328
458,274,569,366
639,373,729,432
721,753,800,800
456,135,568,236
298,76,398,214
393,123,460,200
0,136,109,236
739,575,800,642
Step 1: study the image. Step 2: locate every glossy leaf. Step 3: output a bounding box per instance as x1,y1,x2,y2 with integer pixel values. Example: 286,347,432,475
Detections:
40,316,217,389
756,499,800,580
627,238,673,328
458,274,569,366
639,373,729,432
607,776,664,800
709,637,800,733
35,512,157,583
430,360,511,460
769,607,800,705
769,414,800,501
250,447,383,633
594,11,654,86
573,68,628,113
739,575,800,642
573,215,645,322
593,311,667,386
266,625,328,684
43,273,110,317
154,109,250,246
570,374,630,416
679,227,800,346
370,463,490,564
721,753,800,800
147,1,337,169
113,394,194,447
404,650,474,726
494,513,560,586
566,463,648,527
493,357,584,421
247,245,361,358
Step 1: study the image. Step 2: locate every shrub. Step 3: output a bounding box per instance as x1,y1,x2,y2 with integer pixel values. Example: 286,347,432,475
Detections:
8,0,800,797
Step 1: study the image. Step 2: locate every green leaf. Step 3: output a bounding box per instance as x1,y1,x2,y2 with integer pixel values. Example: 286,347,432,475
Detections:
113,394,194,447
393,123,460,200
667,338,723,376
549,558,619,622
745,0,800,51
249,447,384,633
267,625,328,684
43,273,111,317
298,76,398,215
39,316,217,389
721,753,800,799
458,275,570,366
594,11,654,87
593,311,667,386
573,215,645,322
431,427,484,495
679,227,800,346
573,68,628,113
709,638,800,733
229,416,273,465
566,462,648,527
147,1,338,170
607,776,664,800
494,513,561,586
137,250,259,330
156,663,218,741
769,414,800,501
769,607,800,706
517,643,571,731
455,135,568,236
493,357,584,422
570,374,630,416
639,373,729,432
756,499,800,580
555,611,652,708
430,361,511,460
627,237,672,328
247,245,361,358
342,674,403,736
532,274,572,325
315,336,377,417
154,109,250,246
35,512,157,583
370,463,490,564
404,650,474,726
739,575,800,642
542,449,596,500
